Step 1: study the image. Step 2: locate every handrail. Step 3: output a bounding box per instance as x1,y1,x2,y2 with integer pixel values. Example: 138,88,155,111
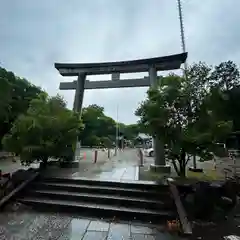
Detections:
0,172,39,209
167,178,192,235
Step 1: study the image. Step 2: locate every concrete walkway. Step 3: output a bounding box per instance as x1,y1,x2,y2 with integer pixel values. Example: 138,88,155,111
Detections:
41,149,140,182
72,149,140,181
0,150,183,240
0,203,180,240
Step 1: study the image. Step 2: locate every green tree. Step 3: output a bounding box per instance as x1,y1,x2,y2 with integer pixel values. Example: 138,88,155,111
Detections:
136,75,232,177
210,61,240,91
0,67,43,148
184,61,240,165
101,137,112,148
225,86,240,131
125,124,140,139
2,93,83,166
80,104,116,146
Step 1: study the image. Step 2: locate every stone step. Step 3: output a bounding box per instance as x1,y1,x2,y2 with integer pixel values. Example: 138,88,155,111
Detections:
25,189,172,211
38,177,168,192
29,182,170,201
18,197,176,223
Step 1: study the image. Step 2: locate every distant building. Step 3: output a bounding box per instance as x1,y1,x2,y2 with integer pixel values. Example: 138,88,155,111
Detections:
135,133,152,148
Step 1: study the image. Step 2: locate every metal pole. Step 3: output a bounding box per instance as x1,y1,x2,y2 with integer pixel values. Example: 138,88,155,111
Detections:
177,0,186,53
177,0,187,71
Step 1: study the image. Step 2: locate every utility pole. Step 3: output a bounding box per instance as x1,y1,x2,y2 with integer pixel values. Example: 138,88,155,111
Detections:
177,0,187,71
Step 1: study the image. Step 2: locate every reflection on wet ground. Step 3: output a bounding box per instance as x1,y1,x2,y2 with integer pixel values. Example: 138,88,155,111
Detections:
73,166,138,182
72,150,139,181
0,203,183,240
0,150,183,239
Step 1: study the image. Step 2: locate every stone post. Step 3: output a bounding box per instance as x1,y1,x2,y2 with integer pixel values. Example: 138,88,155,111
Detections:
149,65,170,173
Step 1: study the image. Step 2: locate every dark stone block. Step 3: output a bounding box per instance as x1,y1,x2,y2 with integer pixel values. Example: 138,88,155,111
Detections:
11,168,36,187
59,161,79,168
188,167,203,173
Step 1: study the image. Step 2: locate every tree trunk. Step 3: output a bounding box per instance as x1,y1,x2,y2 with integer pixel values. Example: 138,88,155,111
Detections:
193,154,197,169
172,159,180,176
40,156,48,169
179,149,186,177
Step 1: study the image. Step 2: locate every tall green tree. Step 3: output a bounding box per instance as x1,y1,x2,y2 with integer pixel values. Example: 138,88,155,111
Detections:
210,61,240,91
79,104,139,147
136,75,232,177
2,93,83,166
0,67,43,148
80,104,116,147
185,61,240,156
184,62,212,168
207,61,240,133
124,124,141,140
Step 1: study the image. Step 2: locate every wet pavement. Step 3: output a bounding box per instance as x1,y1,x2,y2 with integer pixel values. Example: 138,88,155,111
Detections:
71,149,140,181
0,149,183,239
0,203,183,240
41,149,120,179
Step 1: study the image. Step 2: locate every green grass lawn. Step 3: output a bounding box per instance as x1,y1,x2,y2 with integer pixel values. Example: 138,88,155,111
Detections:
186,169,224,180
139,166,224,182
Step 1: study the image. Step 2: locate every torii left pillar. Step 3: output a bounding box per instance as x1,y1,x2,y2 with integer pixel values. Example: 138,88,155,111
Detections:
73,73,86,113
73,73,86,161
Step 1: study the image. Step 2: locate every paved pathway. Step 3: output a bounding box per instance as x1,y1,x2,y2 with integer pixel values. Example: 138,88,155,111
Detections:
0,203,182,240
72,149,140,181
0,150,179,239
42,149,140,181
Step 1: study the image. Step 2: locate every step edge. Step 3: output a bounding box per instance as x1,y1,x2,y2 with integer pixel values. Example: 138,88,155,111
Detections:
40,177,160,187
18,198,174,216
26,190,165,204
31,182,167,194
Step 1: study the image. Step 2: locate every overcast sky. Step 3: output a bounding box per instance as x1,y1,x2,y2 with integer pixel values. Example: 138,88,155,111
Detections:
1,0,240,124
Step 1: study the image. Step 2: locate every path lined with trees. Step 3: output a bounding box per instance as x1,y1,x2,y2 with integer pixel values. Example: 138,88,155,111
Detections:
1,60,240,176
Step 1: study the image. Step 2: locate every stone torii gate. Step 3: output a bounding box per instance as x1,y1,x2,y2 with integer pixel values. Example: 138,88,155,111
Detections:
55,52,187,172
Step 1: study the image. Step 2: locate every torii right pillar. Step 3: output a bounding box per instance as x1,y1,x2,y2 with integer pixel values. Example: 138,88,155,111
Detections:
149,65,171,173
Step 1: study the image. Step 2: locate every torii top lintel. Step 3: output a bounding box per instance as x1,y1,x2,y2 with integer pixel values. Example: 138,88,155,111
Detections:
55,52,187,76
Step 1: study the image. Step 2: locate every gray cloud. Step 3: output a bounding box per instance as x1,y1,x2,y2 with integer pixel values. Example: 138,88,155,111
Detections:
1,0,240,123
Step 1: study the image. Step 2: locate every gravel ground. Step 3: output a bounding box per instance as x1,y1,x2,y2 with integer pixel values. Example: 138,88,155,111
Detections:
0,202,181,240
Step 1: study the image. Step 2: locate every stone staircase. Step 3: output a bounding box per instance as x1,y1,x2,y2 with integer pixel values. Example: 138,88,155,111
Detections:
17,177,178,224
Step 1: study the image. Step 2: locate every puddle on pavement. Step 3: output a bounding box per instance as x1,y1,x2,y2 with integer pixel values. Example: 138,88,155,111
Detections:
96,168,125,180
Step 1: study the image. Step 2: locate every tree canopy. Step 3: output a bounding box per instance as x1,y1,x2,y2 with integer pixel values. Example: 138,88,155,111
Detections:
0,67,43,148
2,59,240,173
0,67,140,156
80,104,140,147
136,60,240,177
2,93,83,166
